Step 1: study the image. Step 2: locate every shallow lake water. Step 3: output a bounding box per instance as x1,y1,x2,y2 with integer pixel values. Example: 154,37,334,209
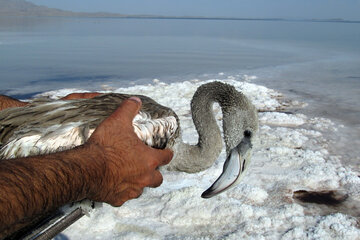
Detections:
0,16,359,169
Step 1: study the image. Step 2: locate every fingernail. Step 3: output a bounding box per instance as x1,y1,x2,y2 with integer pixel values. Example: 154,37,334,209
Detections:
129,96,141,103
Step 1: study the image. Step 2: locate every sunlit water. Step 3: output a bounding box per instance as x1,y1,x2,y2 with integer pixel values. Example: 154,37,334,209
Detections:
0,16,359,169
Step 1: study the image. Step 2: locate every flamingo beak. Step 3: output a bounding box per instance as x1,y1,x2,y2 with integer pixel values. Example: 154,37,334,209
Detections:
201,137,252,198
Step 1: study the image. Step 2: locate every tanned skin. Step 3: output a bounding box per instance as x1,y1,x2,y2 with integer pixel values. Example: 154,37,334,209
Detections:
0,92,101,111
60,92,102,100
0,95,28,111
0,96,173,238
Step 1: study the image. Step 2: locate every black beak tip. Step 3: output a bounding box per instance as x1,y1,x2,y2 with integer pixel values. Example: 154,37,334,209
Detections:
201,189,213,199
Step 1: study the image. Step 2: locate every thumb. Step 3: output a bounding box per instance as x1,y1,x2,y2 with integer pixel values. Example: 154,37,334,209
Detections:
110,97,142,124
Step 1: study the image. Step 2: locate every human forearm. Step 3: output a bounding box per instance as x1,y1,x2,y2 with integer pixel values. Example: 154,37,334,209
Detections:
0,145,104,237
0,97,173,238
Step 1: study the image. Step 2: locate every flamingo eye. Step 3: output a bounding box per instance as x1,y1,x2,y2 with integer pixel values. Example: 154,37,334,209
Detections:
244,130,252,138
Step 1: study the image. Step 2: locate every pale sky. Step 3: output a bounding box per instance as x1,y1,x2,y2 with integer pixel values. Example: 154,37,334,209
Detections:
28,0,360,20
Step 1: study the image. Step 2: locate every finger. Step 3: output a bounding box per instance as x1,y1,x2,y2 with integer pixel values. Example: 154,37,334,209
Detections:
118,187,143,202
108,186,143,207
148,170,163,188
61,92,101,100
84,92,101,98
109,97,142,124
150,148,174,167
128,188,143,199
109,199,125,207
88,97,142,141
80,92,101,99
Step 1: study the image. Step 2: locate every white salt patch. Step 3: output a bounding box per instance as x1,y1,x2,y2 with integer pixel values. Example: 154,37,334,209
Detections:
36,78,359,239
259,112,307,127
308,117,338,131
226,184,269,205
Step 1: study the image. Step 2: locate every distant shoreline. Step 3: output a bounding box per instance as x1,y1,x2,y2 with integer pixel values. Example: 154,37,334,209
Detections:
1,15,360,24
97,16,360,24
1,0,359,24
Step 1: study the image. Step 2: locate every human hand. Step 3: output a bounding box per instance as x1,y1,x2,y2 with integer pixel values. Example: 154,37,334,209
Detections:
0,92,101,112
84,97,173,206
61,92,101,100
0,95,28,111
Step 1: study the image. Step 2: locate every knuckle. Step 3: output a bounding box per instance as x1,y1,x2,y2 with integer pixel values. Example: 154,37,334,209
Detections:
139,174,153,187
146,174,154,184
149,171,163,188
155,173,163,186
110,199,124,207
129,189,142,199
146,158,159,170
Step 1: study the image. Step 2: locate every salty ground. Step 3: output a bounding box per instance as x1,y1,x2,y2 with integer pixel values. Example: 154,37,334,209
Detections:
39,78,360,240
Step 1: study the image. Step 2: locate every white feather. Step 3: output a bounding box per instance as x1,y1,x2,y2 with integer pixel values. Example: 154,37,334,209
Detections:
0,113,178,159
